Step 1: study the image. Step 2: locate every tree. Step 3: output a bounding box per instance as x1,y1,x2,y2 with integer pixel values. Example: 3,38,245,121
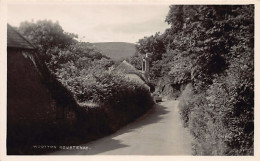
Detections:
136,32,166,62
138,5,254,155
125,54,143,70
19,20,78,62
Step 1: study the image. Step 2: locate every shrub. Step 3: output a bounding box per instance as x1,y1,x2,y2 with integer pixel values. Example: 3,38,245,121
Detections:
178,83,193,127
178,69,253,155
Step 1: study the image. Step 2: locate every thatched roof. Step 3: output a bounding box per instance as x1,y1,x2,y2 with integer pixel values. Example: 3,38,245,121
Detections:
115,60,147,83
7,24,35,49
7,24,86,122
116,60,139,74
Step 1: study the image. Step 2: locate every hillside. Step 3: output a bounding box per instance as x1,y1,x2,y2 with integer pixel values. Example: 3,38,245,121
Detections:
92,42,136,61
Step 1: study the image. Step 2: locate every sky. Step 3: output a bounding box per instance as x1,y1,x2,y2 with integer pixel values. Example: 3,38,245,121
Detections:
7,4,170,43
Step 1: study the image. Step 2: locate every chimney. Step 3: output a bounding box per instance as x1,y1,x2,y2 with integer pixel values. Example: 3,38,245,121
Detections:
142,53,150,79
142,58,145,72
145,53,149,75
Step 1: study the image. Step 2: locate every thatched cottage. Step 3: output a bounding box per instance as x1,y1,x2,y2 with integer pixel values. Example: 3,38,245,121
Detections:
7,24,81,154
115,60,150,90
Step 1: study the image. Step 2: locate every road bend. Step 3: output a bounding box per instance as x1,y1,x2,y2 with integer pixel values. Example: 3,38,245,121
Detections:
50,100,193,155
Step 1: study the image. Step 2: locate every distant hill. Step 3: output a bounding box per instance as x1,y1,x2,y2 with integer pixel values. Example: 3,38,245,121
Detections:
91,42,136,61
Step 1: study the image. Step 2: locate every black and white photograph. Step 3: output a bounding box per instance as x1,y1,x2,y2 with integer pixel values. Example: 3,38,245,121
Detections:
1,0,257,158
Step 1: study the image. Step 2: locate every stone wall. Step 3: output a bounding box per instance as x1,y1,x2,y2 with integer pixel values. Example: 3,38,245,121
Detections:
155,76,187,99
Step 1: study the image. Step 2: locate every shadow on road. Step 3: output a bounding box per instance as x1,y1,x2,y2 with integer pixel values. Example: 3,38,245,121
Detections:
83,103,170,155
52,102,171,155
125,103,170,131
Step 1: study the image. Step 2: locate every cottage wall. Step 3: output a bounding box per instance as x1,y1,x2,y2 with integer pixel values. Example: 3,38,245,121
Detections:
8,49,55,124
7,24,79,154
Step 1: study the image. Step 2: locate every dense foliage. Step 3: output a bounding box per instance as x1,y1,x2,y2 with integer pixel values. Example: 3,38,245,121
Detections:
18,19,153,109
19,20,111,101
15,20,154,154
136,5,254,155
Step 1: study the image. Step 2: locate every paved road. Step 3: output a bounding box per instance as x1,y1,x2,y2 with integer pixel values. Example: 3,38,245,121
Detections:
51,100,193,155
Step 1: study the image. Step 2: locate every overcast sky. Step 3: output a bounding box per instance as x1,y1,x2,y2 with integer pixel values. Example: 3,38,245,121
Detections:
7,4,170,43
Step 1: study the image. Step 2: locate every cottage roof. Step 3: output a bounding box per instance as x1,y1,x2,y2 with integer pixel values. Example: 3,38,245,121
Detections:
116,60,139,74
7,24,35,49
116,60,147,83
